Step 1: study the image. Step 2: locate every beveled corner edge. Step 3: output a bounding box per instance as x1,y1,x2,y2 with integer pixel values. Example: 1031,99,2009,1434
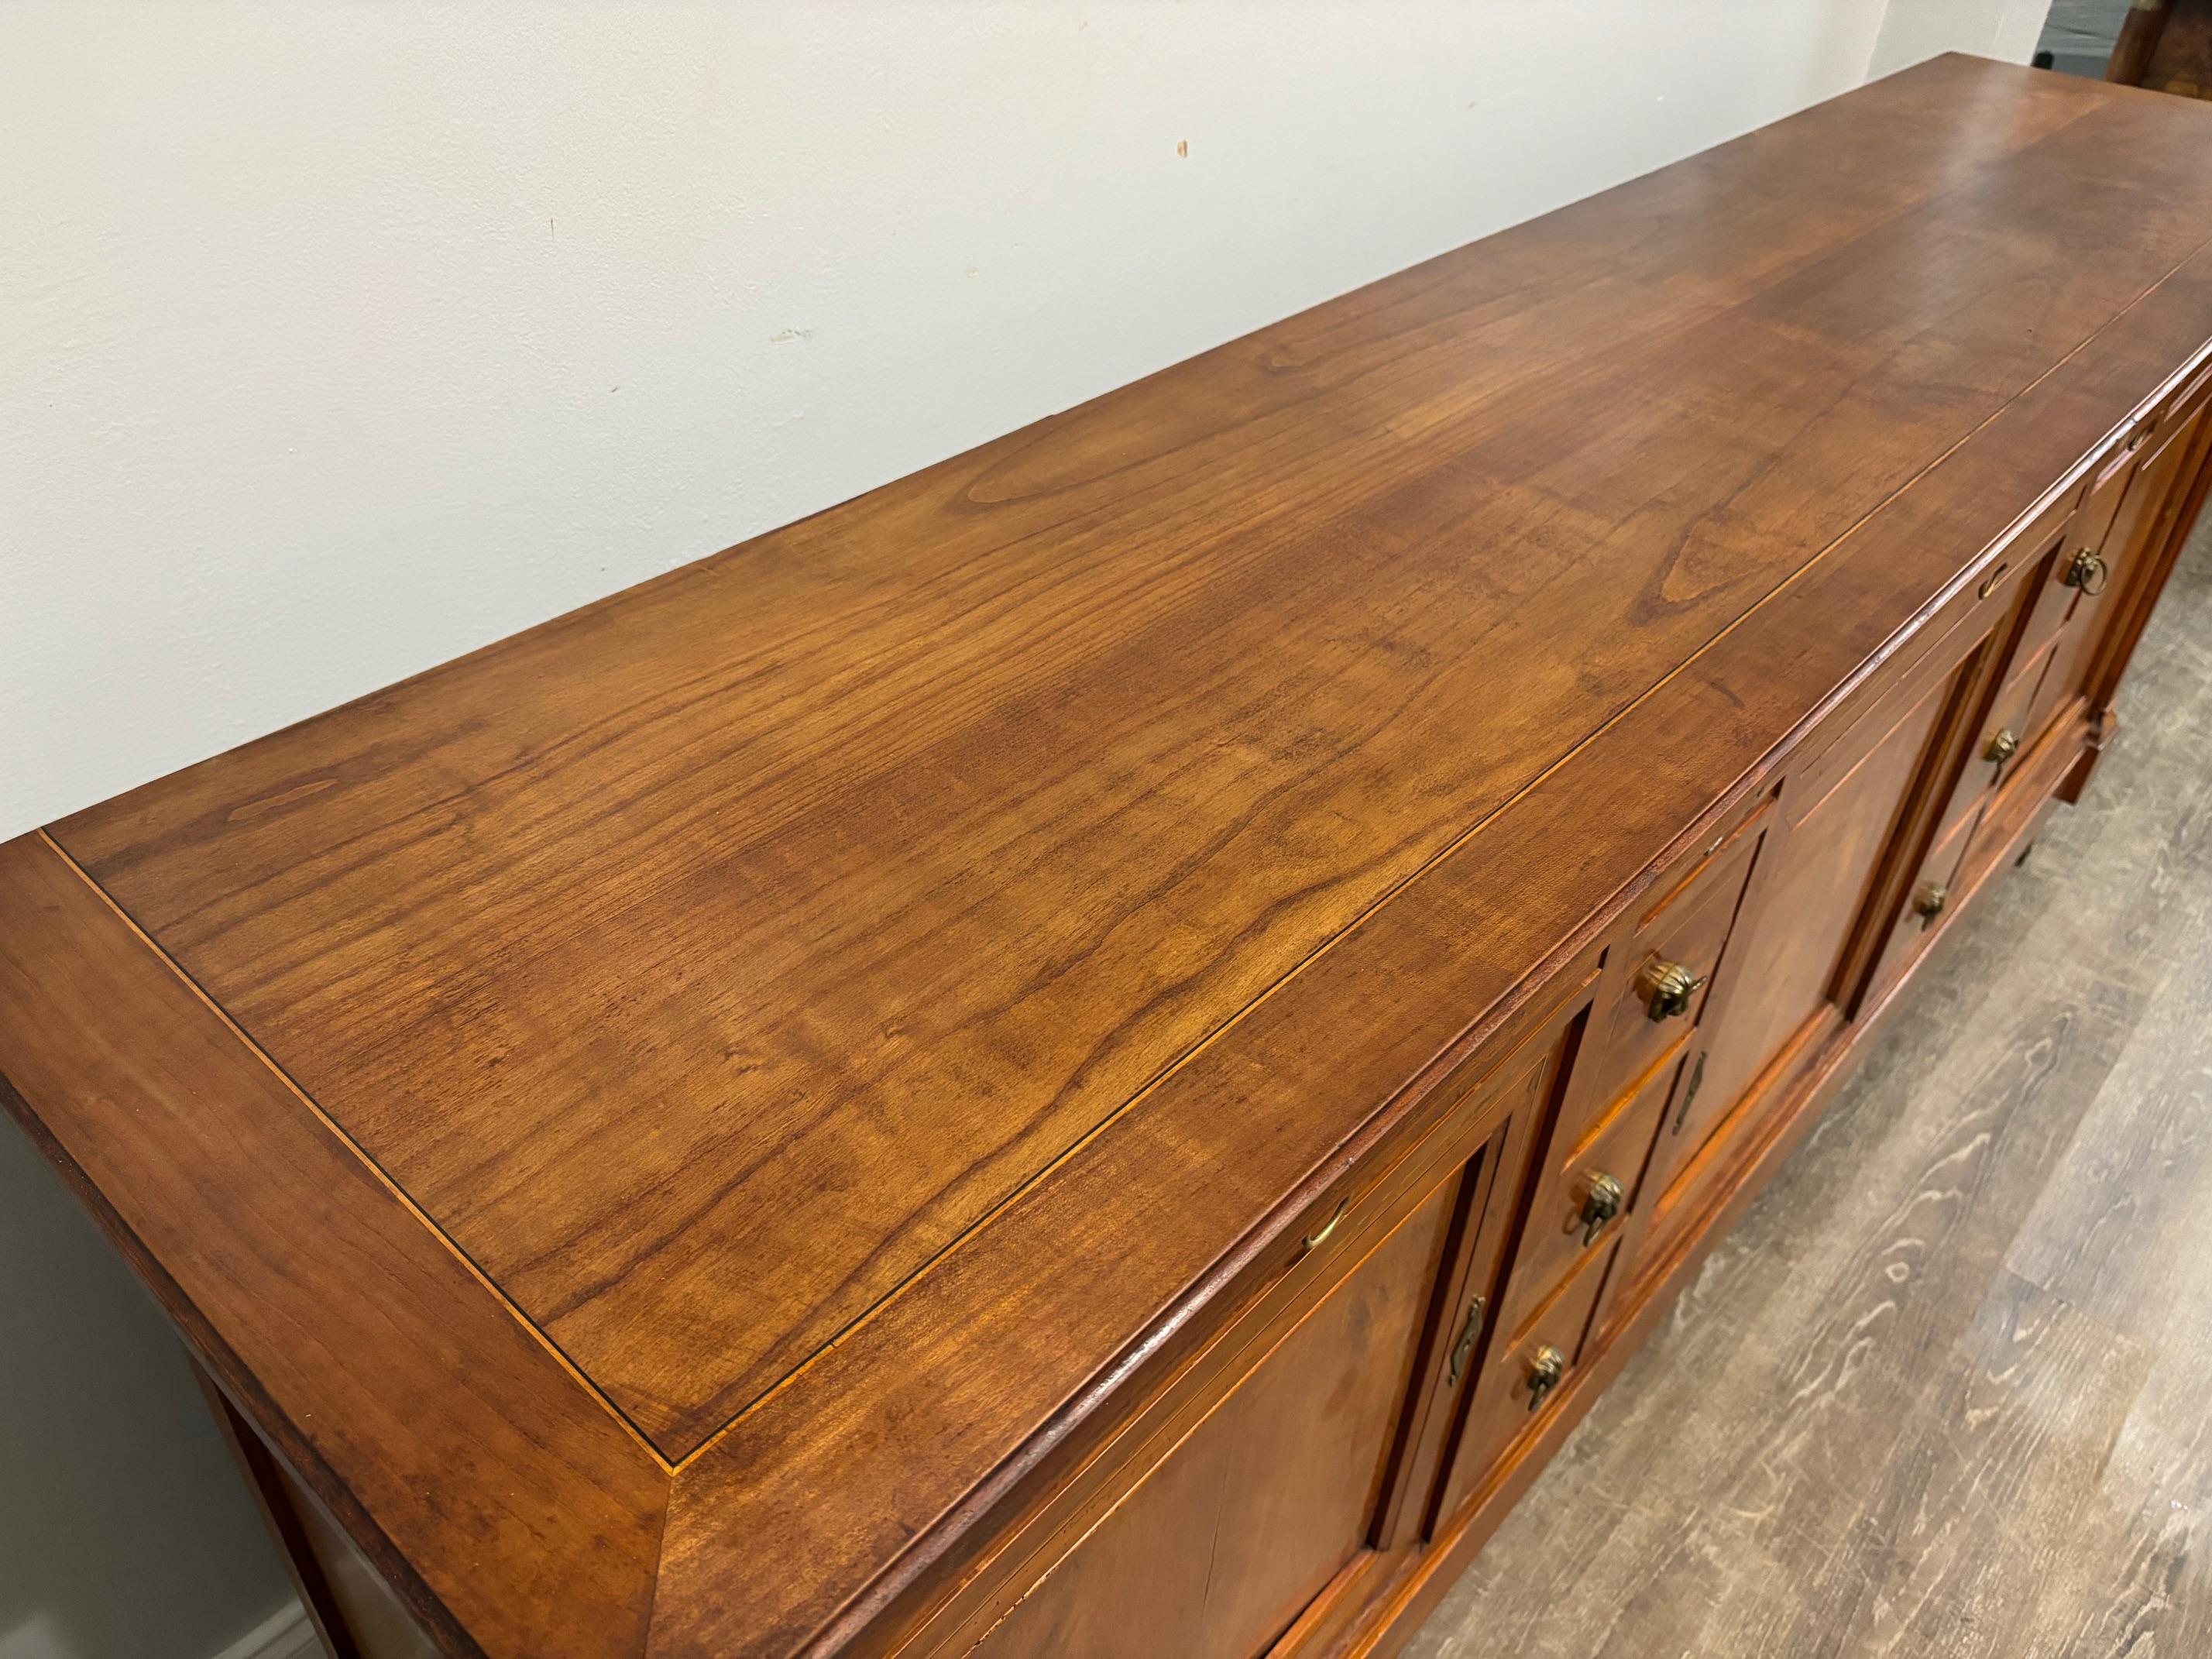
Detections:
0,830,672,1659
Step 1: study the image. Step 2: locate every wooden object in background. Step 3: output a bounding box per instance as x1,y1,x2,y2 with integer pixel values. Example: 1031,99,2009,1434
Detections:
2107,0,2212,98
5,53,2212,1659
2108,0,2173,87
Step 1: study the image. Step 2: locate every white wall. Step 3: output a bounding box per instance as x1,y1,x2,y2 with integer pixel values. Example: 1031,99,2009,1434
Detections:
1870,0,2052,76
0,0,1934,843
0,6,2044,1656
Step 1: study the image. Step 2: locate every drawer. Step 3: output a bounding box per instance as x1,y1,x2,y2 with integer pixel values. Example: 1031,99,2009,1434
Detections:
1637,789,1770,933
2028,544,2125,745
1865,805,1978,1010
1585,817,1764,1104
1930,631,2056,841
1994,447,2138,744
2008,535,2077,694
1497,1048,1678,1336
1430,1234,1616,1533
2056,432,2146,604
1979,635,2056,792
2022,589,2106,749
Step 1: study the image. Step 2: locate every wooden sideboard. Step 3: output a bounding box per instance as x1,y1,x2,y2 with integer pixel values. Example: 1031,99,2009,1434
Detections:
8,54,2212,1659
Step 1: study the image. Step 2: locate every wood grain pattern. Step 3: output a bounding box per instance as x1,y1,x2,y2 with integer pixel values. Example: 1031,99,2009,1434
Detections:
8,54,2212,1659
46,58,2212,1458
658,154,2212,1659
971,1176,1455,1659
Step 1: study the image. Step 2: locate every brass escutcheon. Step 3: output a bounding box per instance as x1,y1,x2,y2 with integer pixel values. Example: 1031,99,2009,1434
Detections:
1447,1293,1487,1387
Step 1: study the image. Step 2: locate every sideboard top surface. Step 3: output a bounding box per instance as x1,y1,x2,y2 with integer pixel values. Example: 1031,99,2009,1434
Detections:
12,53,2212,1659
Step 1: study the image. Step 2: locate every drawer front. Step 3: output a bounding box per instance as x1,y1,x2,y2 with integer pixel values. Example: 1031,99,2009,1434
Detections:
2012,551,2076,682
1979,637,2056,794
1931,630,2055,841
2022,578,2093,745
1582,819,1764,1108
2042,400,2210,735
1429,1234,1616,1533
2015,434,2149,737
1497,1047,1678,1337
1867,805,1978,1007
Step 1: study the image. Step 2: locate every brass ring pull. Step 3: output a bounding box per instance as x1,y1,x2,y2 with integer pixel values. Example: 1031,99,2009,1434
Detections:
1525,1345,1567,1414
1301,1196,1348,1252
1578,1172,1626,1246
1984,727,2019,766
1977,561,2009,600
1913,882,1949,931
2064,548,2110,596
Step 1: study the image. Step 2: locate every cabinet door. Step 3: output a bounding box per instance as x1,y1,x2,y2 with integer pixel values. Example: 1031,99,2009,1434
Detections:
2045,402,2210,726
1638,647,1966,1238
972,1171,1464,1659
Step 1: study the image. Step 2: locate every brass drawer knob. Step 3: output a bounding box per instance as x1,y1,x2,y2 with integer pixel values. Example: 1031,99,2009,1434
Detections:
1639,960,1707,1022
2063,548,2110,596
1446,1293,1487,1387
1525,1345,1567,1414
1913,882,1949,931
1984,727,2019,766
1578,1172,1626,1245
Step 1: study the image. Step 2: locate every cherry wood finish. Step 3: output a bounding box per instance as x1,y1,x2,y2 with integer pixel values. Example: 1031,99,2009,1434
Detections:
8,55,2212,1659
970,1176,1457,1659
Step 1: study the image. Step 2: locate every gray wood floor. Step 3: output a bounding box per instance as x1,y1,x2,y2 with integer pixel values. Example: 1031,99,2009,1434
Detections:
1408,518,2212,1659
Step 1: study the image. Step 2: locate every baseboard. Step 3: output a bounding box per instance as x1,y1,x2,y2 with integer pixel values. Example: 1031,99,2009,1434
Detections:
209,1599,319,1659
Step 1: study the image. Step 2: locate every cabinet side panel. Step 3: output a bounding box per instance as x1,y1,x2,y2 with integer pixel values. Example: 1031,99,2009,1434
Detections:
0,833,665,1659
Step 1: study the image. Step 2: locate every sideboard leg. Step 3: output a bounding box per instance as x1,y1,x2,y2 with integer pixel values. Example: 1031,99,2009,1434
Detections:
190,1353,363,1659
2059,709,2118,804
